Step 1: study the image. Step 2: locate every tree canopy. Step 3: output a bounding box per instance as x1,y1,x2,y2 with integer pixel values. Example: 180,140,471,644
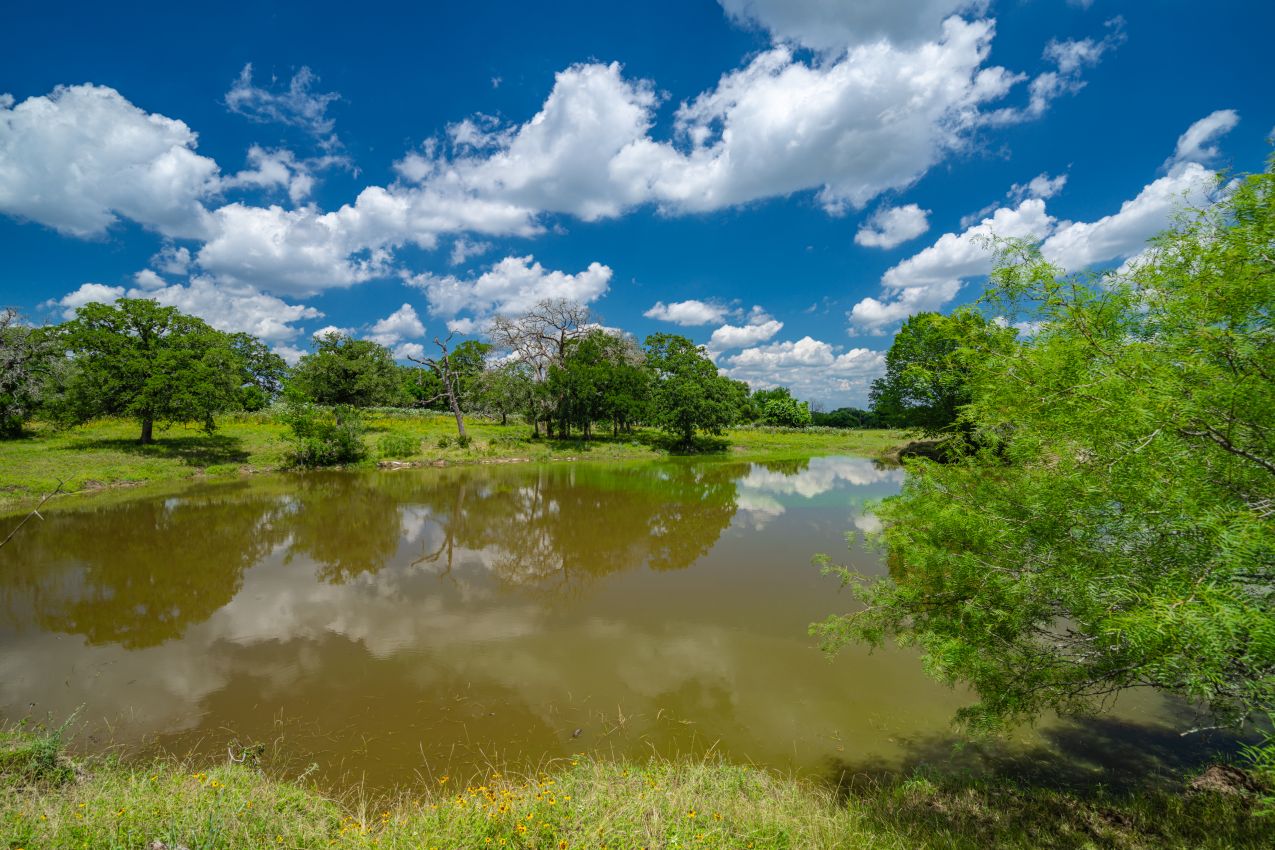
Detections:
815,161,1275,732
644,333,740,448
0,308,57,437
290,332,403,407
869,309,1014,437
54,299,244,443
752,386,813,428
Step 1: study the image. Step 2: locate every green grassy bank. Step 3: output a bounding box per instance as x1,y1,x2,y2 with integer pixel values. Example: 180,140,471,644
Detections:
1,728,1267,850
0,414,907,511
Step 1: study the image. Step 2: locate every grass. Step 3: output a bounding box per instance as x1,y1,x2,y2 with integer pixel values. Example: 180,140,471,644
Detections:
0,726,1268,850
0,413,908,512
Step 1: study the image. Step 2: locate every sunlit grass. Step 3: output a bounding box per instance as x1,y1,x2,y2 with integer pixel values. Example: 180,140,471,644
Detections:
1,726,1266,850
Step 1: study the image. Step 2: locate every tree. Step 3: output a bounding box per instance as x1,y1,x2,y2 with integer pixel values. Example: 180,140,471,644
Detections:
488,299,593,380
811,407,882,428
488,299,593,436
644,333,738,448
474,361,535,425
406,335,489,438
227,332,288,411
447,339,494,410
54,299,243,444
814,162,1275,733
0,308,57,437
546,329,650,438
752,386,812,427
868,310,1014,436
290,332,403,407
398,363,445,409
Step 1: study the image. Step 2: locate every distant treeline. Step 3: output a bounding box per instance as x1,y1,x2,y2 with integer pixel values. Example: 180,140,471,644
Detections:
0,297,890,453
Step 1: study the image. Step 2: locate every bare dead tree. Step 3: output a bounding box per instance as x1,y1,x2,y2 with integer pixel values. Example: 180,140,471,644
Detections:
488,299,592,377
487,299,593,436
407,334,468,438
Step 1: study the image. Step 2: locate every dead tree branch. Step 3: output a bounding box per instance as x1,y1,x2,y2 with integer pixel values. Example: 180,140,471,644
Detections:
0,479,65,549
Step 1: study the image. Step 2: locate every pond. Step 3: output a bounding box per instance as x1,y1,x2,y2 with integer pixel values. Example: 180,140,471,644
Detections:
0,456,1182,790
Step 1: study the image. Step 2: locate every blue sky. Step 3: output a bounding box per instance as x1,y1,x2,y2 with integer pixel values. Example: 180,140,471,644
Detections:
1,0,1271,406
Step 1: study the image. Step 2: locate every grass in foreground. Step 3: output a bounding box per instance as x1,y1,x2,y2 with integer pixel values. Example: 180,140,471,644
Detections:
1,727,1268,850
0,414,908,511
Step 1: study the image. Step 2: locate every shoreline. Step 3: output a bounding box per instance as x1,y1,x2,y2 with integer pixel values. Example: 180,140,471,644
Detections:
0,414,909,514
2,727,1265,850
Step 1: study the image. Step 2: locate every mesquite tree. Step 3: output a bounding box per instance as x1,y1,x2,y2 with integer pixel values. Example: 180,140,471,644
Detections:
815,162,1274,733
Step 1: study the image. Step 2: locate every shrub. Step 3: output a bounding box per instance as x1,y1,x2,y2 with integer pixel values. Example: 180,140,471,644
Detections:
377,432,420,459
456,434,473,449
436,435,452,449
761,396,812,428
0,720,75,785
281,403,368,467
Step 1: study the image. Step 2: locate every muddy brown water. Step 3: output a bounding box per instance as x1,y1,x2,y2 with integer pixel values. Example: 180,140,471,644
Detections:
0,456,1190,791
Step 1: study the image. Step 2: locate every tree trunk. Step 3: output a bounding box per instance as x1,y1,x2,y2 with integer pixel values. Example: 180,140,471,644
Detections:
139,416,154,445
444,383,466,439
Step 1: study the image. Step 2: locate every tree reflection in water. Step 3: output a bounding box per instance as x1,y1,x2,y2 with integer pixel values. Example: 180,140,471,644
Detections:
0,461,744,645
402,462,741,589
0,483,292,647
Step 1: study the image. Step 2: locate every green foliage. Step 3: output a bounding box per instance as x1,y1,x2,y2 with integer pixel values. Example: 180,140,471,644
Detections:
644,333,739,448
290,332,404,407
52,298,243,443
399,362,446,408
547,329,651,437
227,332,288,410
473,360,535,425
816,162,1275,733
1241,735,1275,815
376,432,419,459
754,387,812,427
811,407,883,428
448,339,493,408
0,719,75,785
0,308,58,437
280,401,368,467
869,309,1015,436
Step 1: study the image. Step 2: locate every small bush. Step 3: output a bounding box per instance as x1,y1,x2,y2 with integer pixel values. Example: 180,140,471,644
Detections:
435,435,452,449
281,403,368,467
377,432,420,459
0,722,74,785
456,434,473,449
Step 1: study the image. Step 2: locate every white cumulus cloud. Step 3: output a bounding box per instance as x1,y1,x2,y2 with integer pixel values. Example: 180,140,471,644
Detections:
723,336,886,406
404,255,612,331
52,276,321,343
367,303,426,348
52,283,126,318
706,308,784,353
855,203,931,249
644,299,734,326
718,0,985,51
1040,161,1215,270
0,84,218,238
851,198,1054,333
1169,109,1239,166
612,18,1021,215
849,113,1226,334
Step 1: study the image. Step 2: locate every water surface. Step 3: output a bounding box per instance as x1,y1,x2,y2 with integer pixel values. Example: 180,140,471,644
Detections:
0,456,1177,789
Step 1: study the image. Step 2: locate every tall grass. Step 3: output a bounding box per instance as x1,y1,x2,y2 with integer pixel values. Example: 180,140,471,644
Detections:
1,727,1268,850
